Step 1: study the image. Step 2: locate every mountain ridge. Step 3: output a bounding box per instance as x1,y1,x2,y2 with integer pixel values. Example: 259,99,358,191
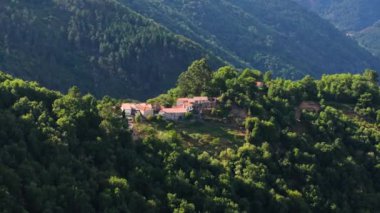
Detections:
0,0,221,100
292,0,380,58
1,0,379,100
122,0,380,77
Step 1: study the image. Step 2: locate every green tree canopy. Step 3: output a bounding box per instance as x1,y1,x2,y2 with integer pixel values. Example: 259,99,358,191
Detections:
177,58,213,97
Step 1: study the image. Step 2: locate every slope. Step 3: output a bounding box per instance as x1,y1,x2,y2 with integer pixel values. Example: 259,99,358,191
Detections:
1,63,380,212
293,0,380,58
354,21,380,58
0,0,219,100
293,0,380,31
121,0,380,77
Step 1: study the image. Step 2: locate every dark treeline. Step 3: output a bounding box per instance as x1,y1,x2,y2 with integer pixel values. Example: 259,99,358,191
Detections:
0,0,215,100
293,0,380,58
1,0,380,101
0,61,380,212
122,0,380,77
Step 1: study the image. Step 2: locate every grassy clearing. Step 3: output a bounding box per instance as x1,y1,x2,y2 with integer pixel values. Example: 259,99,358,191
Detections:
133,119,245,154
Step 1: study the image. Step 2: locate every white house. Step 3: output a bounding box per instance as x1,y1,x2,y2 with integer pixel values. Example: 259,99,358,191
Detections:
121,103,154,118
135,103,154,118
121,103,136,117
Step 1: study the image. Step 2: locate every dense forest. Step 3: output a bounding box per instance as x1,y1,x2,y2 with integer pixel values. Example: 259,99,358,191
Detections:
293,0,380,31
122,0,380,77
354,21,380,57
1,60,379,212
294,0,380,58
0,0,218,100
1,0,380,100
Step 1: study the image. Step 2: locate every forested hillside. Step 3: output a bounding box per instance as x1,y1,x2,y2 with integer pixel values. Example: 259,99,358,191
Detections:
293,0,380,31
0,0,218,100
1,62,380,212
354,21,380,57
293,0,380,57
122,0,380,78
1,0,380,101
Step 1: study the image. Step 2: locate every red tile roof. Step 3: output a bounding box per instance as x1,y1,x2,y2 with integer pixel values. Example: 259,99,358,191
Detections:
193,96,209,101
135,103,153,112
177,97,213,105
177,98,195,104
121,103,136,110
121,103,153,112
177,98,191,101
178,102,193,108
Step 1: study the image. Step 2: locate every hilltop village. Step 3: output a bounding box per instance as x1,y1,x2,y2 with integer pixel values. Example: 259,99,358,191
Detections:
2,64,379,212
121,96,217,121
120,81,321,123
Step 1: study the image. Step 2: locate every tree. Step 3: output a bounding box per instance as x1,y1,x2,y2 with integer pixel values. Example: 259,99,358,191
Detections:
363,69,379,83
299,75,318,100
245,117,278,143
355,92,375,117
263,71,273,82
177,58,213,96
210,66,239,96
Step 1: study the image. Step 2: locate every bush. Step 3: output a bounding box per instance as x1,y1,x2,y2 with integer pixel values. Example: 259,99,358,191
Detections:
166,122,174,129
135,113,142,123
185,112,193,120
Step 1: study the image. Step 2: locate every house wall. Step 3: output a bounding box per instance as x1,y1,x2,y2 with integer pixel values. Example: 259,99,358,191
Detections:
123,109,133,116
141,110,154,118
193,101,215,111
160,112,186,120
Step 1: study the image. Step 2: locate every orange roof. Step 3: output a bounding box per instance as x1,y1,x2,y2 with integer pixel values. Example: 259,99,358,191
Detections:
135,103,153,112
176,103,193,108
177,97,211,104
121,103,152,112
177,98,191,101
177,98,195,104
193,96,209,101
121,103,136,110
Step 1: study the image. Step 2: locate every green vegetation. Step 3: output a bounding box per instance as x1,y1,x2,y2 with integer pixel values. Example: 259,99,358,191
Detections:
0,0,218,100
177,58,213,97
294,0,380,58
122,0,380,78
1,0,380,101
1,60,380,212
354,22,380,57
294,0,380,31
133,120,244,153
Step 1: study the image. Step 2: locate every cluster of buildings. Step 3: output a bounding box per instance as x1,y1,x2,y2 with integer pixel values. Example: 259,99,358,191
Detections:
121,97,217,121
120,81,266,121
